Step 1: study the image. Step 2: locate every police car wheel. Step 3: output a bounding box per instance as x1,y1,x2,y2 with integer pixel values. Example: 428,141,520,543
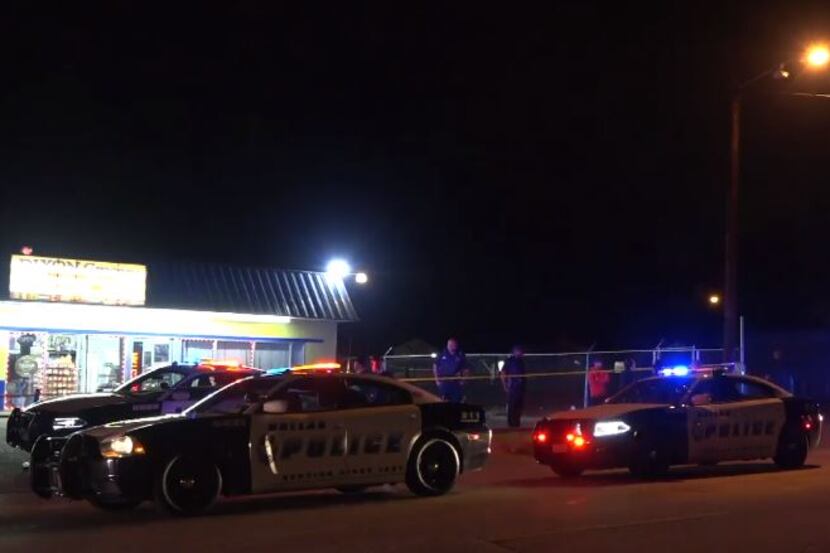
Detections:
774,429,808,470
550,463,584,478
406,437,460,496
88,497,143,512
154,456,223,516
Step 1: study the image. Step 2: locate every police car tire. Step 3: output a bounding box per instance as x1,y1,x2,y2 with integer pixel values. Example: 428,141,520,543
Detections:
154,455,223,516
406,437,460,497
88,497,143,512
773,428,808,470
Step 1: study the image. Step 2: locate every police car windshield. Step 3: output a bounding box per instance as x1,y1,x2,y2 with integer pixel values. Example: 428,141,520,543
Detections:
607,376,696,405
186,377,281,416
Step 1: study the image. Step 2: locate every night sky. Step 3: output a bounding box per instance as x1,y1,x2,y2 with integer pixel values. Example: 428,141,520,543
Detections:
2,2,830,355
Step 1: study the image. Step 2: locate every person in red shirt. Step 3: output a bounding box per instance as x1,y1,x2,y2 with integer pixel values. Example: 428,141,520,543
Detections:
587,360,611,405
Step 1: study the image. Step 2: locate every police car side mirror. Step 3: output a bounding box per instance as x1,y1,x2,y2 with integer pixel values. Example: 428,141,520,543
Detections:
691,393,712,406
262,400,289,414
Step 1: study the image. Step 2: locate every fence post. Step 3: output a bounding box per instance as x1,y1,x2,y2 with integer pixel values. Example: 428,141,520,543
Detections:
583,352,590,408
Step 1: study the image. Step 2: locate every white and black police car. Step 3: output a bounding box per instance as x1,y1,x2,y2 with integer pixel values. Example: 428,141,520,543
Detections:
533,366,822,478
30,371,491,514
7,361,261,452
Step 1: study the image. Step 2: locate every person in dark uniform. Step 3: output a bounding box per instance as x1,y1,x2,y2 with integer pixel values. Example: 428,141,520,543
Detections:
500,345,526,428
433,338,467,403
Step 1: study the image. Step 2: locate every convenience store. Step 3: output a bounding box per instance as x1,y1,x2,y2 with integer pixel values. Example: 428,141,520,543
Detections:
0,255,357,408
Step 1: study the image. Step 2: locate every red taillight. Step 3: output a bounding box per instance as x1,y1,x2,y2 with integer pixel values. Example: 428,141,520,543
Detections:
534,431,548,443
566,425,588,448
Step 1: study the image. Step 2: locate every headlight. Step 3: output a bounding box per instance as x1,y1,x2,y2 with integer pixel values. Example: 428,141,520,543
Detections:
100,435,146,458
52,417,87,431
593,420,631,437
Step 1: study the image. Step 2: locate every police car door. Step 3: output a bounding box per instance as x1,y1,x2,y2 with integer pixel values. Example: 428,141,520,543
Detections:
688,377,784,462
728,377,786,459
337,376,421,484
687,378,738,463
249,377,348,494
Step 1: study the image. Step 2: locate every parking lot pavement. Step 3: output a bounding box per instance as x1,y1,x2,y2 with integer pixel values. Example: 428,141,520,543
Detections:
0,419,29,495
1,441,830,552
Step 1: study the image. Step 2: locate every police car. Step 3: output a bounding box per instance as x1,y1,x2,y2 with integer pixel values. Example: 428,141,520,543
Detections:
30,372,491,514
533,367,822,478
6,362,261,452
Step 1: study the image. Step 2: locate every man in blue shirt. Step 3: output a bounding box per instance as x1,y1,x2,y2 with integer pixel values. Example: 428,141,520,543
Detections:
433,338,466,403
500,345,526,428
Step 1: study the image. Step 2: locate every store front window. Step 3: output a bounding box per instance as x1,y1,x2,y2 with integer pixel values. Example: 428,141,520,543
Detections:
184,339,214,364
254,342,290,370
85,335,122,392
217,341,251,365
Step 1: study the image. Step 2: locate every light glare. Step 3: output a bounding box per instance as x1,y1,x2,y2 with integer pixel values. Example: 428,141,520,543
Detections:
805,44,830,68
325,259,352,280
355,272,368,284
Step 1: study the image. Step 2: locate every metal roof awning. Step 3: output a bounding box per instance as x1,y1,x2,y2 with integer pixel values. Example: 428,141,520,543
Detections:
146,263,359,322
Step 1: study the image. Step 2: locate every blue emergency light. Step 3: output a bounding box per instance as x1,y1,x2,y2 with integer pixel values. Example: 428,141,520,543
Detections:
660,365,690,377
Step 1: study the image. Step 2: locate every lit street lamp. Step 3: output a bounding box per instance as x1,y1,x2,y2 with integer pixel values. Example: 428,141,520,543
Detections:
708,294,721,306
325,258,369,285
804,44,830,68
723,42,829,362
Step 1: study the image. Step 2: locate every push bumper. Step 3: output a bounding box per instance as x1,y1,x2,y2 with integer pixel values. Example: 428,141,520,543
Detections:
6,408,40,451
30,434,152,503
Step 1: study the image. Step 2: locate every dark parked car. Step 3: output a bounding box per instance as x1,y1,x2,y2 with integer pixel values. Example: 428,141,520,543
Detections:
6,362,261,451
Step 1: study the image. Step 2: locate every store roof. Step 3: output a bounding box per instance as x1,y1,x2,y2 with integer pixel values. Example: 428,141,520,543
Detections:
146,263,359,322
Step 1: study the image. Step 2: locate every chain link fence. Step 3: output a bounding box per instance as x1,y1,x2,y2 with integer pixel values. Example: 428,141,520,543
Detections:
383,348,724,421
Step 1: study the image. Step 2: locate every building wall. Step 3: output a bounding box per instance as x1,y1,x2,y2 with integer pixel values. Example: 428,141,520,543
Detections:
291,319,338,362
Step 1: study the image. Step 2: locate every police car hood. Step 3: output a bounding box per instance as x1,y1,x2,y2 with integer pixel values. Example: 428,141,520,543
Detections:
24,393,130,414
549,403,668,420
82,414,184,440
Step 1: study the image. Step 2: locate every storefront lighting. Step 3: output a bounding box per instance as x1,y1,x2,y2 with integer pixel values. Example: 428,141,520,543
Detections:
0,301,291,340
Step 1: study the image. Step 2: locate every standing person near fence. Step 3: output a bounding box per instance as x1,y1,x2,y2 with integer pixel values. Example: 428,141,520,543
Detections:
587,360,610,405
500,345,526,428
433,338,467,403
353,356,371,375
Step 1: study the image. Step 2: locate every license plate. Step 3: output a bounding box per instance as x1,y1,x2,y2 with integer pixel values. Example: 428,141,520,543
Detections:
551,444,568,453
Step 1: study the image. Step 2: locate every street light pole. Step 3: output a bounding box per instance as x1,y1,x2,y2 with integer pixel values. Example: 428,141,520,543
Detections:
721,43,829,363
724,94,741,362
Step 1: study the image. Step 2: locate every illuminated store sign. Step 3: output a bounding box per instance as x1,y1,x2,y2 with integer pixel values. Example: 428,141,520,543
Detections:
9,255,147,306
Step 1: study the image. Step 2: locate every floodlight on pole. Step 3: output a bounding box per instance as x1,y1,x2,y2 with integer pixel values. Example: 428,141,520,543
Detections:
325,259,352,281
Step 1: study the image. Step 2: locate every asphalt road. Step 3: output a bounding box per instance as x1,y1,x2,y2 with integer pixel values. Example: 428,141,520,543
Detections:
2,420,830,552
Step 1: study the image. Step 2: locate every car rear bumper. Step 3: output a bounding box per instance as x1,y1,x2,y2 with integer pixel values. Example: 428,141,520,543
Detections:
456,427,491,472
533,420,636,470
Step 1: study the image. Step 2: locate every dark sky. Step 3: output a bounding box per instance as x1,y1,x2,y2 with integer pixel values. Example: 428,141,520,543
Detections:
2,2,830,354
